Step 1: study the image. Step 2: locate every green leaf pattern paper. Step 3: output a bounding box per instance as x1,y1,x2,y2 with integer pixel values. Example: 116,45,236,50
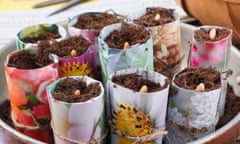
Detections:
98,23,154,84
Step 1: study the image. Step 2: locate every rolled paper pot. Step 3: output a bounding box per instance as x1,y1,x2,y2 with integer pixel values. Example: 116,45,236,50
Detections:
98,23,154,85
108,68,169,144
17,23,67,50
4,48,59,143
190,26,232,71
68,12,102,42
58,44,96,78
148,12,182,75
131,8,182,75
189,26,232,116
67,12,105,80
47,76,105,143
167,73,221,143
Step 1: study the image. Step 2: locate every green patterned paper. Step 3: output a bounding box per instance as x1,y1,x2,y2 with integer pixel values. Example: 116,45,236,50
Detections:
98,23,154,84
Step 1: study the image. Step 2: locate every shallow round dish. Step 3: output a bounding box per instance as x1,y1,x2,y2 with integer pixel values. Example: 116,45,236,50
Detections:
0,23,239,144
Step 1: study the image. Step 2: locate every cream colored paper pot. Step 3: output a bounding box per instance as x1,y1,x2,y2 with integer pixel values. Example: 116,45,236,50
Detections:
47,76,105,143
108,68,169,144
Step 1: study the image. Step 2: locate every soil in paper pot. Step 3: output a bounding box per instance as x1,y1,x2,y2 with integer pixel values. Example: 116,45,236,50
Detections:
68,12,124,81
22,32,61,44
168,67,222,143
73,12,123,33
190,26,232,70
112,73,167,92
133,7,182,78
52,77,101,103
48,76,105,143
17,24,66,50
190,26,232,116
133,7,175,27
37,36,97,78
5,48,59,143
37,36,91,59
7,49,54,69
173,67,221,91
194,28,231,42
98,23,153,85
104,23,150,49
109,69,169,144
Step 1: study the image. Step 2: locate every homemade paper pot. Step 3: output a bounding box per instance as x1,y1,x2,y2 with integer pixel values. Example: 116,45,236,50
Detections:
108,68,169,144
131,8,182,75
190,26,232,71
47,76,105,143
149,12,182,74
67,12,105,79
189,26,232,116
58,44,96,78
17,23,67,50
4,48,59,143
98,23,154,84
68,12,102,42
167,73,221,144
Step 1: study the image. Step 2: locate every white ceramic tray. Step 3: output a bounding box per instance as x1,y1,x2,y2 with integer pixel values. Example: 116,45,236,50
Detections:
0,23,239,144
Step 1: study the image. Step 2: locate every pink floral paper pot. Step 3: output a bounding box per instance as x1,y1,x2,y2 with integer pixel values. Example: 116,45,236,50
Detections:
108,68,169,144
47,76,105,144
67,12,108,80
190,26,232,71
167,71,221,144
58,44,96,78
189,26,232,116
4,48,59,143
17,23,67,50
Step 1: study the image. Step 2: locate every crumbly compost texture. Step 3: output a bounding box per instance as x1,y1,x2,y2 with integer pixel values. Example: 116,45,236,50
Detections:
134,7,175,27
105,23,150,49
37,36,91,60
53,77,101,103
112,73,167,92
74,13,122,30
0,100,13,127
194,28,231,42
22,32,61,43
217,85,240,128
174,67,221,91
7,50,53,69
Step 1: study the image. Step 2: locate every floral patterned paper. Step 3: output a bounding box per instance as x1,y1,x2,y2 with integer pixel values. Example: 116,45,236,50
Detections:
4,48,59,143
108,68,169,144
68,12,105,80
190,26,232,72
47,76,105,144
167,73,221,143
190,26,232,116
58,44,95,78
